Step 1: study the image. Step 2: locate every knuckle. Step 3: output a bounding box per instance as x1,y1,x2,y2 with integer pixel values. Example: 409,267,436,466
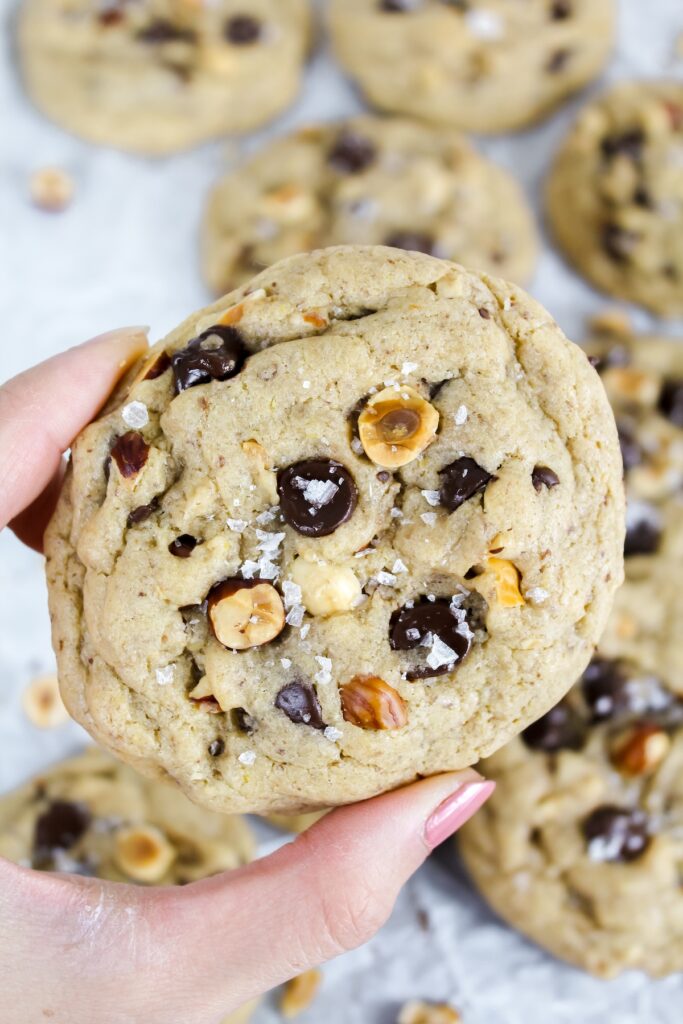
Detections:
316,867,394,957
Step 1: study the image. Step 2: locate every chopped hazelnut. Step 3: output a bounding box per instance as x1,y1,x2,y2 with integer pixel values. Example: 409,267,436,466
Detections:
29,167,74,212
21,674,69,729
208,579,285,650
487,557,525,608
610,722,671,776
340,675,408,730
290,559,361,617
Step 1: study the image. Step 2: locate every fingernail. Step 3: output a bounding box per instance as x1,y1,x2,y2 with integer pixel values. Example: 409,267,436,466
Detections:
424,780,495,849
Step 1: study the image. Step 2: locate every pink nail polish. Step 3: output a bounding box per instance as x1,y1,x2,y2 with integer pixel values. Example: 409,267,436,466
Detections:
424,780,495,849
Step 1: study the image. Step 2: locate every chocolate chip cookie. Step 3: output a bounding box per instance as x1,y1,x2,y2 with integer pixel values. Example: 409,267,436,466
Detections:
18,0,310,154
547,81,683,316
329,0,615,134
202,117,538,293
45,246,624,815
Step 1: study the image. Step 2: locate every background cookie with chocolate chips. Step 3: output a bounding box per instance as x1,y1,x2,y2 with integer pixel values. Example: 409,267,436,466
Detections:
329,0,616,134
45,246,624,816
202,116,538,293
18,0,311,154
547,81,683,316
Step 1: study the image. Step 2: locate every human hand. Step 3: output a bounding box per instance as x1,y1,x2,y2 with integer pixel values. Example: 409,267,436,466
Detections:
0,329,494,1024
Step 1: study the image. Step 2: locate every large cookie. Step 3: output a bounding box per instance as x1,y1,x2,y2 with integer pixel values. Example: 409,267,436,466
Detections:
18,0,310,154
329,0,615,134
547,81,683,317
45,246,624,815
202,116,538,293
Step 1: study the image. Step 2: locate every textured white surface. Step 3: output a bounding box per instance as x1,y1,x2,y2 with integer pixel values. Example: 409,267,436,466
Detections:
2,0,683,1019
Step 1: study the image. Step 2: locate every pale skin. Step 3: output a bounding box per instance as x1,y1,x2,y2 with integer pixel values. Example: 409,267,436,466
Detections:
0,329,494,1024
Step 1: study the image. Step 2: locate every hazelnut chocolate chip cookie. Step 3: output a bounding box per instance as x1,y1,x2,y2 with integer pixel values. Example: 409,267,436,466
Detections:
45,246,624,815
18,0,310,154
0,746,254,883
329,0,615,134
202,116,538,294
547,81,683,317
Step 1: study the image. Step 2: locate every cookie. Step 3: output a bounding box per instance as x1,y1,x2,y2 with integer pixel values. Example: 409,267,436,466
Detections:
202,117,538,293
0,747,254,883
45,246,624,816
18,0,310,154
547,81,683,317
328,0,615,134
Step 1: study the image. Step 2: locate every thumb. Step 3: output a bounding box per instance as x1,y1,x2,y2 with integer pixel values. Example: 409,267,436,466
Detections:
161,770,494,1020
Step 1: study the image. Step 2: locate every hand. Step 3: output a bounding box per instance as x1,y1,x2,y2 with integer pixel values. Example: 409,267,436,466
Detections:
0,329,494,1024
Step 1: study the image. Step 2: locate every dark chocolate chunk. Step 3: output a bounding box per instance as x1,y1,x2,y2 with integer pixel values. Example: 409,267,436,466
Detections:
658,379,683,428
633,186,652,209
602,223,639,263
532,465,560,492
478,307,491,319
111,431,149,479
546,48,571,73
600,129,644,162
624,516,661,558
233,708,257,735
224,14,261,44
137,19,196,44
378,0,413,11
143,351,171,381
550,0,571,18
34,801,90,859
208,738,225,757
581,657,631,721
275,681,325,729
172,326,245,393
522,699,585,752
384,231,436,256
439,457,494,513
127,498,159,527
169,535,199,558
328,131,377,174
390,598,472,680
278,459,358,537
582,805,650,862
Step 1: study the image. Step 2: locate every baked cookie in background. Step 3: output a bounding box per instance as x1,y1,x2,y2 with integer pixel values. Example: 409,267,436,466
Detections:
17,0,311,154
202,116,538,293
328,0,616,134
547,81,683,317
45,246,624,816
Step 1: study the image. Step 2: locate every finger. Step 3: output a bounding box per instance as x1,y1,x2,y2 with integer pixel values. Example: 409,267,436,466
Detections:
0,328,149,537
160,771,495,1020
9,463,66,552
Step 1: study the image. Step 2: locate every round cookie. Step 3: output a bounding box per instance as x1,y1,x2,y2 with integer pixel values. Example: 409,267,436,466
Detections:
0,746,254,883
202,117,538,293
547,81,683,317
18,0,310,154
328,0,615,134
45,246,624,816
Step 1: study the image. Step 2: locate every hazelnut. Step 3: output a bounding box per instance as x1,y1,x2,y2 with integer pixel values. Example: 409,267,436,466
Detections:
340,675,408,731
133,348,171,385
602,367,660,406
290,559,361,617
280,969,322,1019
358,386,439,468
208,579,285,650
242,439,278,504
21,674,69,729
29,167,74,212
114,824,176,883
610,723,671,776
398,1002,461,1024
487,557,525,608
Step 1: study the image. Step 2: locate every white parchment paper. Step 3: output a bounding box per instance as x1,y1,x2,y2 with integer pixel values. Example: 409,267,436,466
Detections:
2,0,683,1019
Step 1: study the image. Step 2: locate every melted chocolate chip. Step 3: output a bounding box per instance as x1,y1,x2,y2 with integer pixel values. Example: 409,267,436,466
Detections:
144,351,171,381
224,14,261,44
532,466,560,492
384,231,435,256
169,534,199,558
233,708,257,735
602,223,639,263
208,738,225,757
127,498,159,527
172,326,245,393
658,379,683,428
137,19,196,44
277,459,358,537
439,457,494,513
617,422,642,473
390,598,472,680
275,681,325,729
522,700,585,752
582,805,650,862
581,657,631,721
328,131,377,174
600,129,644,162
550,0,571,18
624,517,661,558
546,48,571,73
33,801,90,860
111,431,149,478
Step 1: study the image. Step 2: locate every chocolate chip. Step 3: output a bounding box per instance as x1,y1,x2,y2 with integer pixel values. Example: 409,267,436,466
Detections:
617,421,642,473
224,14,261,44
522,699,585,752
172,326,245,393
376,470,391,483
137,19,196,44
439,457,494,513
328,131,377,174
169,535,199,558
658,379,683,428
233,708,257,735
478,307,491,319
546,48,571,73
378,0,413,11
208,738,225,757
600,129,644,162
588,344,630,375
582,805,650,862
33,801,90,860
144,351,171,381
384,231,435,256
390,598,472,680
581,657,631,721
278,459,358,537
602,223,639,263
98,7,124,26
111,431,150,479
275,681,325,729
550,0,571,18
127,498,159,527
532,466,560,492
633,186,652,209
624,517,661,558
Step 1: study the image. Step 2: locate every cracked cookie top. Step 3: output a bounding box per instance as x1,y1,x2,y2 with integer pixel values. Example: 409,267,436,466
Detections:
45,246,624,814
